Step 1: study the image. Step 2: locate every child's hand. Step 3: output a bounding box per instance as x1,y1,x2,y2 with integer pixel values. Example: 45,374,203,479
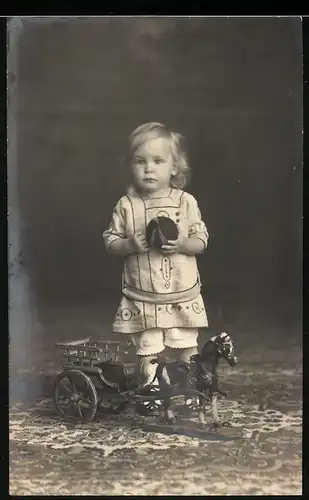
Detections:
129,231,150,254
161,227,188,255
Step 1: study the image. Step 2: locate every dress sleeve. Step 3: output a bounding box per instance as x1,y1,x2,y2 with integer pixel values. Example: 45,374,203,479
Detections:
102,199,127,251
186,194,209,250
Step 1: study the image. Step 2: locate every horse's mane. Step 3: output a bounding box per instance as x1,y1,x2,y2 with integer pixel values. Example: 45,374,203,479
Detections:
200,339,217,359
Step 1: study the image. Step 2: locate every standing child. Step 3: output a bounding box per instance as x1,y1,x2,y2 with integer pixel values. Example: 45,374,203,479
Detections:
103,122,209,387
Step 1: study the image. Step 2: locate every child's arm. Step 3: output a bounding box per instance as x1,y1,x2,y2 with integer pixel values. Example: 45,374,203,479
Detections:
107,238,134,257
103,200,129,256
103,201,149,256
161,194,209,256
180,235,206,255
161,231,205,256
107,233,149,256
185,194,209,254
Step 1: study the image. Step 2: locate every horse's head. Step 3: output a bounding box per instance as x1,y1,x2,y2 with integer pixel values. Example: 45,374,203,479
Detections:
210,332,238,367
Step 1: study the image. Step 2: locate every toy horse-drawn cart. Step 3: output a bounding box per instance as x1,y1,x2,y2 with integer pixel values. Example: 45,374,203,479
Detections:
53,333,238,426
53,337,164,423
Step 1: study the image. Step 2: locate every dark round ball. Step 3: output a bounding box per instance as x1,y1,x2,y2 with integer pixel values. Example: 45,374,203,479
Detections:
146,216,179,250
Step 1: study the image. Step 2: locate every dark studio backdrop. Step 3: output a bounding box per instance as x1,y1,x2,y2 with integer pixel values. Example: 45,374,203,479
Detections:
14,17,302,332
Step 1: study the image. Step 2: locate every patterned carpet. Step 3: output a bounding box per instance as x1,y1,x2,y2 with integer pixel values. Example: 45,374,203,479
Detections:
9,363,302,495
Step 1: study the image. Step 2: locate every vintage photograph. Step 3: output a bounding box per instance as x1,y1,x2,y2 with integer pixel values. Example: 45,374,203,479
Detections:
8,16,302,495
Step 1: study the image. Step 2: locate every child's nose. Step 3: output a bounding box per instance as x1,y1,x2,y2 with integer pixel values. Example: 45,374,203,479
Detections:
144,162,153,172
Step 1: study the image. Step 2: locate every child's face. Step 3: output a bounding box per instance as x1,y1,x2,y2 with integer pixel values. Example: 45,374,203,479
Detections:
131,137,175,195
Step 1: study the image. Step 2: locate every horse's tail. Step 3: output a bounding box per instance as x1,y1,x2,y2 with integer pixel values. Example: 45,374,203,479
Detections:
149,358,167,385
150,358,160,365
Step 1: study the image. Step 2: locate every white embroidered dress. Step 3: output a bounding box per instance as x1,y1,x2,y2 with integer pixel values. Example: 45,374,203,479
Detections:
103,187,209,334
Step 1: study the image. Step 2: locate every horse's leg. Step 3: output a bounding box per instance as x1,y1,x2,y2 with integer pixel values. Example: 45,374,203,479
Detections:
203,392,209,423
159,387,176,424
211,394,221,429
159,388,166,420
156,368,176,423
163,396,176,424
198,395,206,426
214,388,231,427
159,399,166,420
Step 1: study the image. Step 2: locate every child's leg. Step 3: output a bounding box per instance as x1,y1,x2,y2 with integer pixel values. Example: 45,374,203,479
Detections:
164,346,198,362
164,328,199,408
130,329,165,386
179,346,198,362
164,328,199,361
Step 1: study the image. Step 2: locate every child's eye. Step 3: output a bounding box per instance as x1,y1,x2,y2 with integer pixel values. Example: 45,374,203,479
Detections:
135,158,145,165
154,158,165,164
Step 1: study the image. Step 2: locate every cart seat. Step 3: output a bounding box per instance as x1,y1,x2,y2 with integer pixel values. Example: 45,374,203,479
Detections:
96,361,137,390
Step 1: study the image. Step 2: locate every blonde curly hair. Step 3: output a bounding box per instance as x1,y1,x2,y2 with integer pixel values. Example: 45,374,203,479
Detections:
128,122,191,189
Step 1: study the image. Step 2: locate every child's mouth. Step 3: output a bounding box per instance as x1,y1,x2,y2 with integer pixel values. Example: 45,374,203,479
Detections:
144,178,156,183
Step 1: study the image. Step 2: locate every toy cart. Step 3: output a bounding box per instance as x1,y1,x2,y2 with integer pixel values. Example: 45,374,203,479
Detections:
52,337,163,423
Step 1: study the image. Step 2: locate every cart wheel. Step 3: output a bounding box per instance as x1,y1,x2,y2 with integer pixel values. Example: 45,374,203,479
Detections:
135,386,162,416
53,369,98,423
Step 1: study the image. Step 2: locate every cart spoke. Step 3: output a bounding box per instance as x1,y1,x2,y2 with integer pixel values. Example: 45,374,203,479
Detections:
61,383,73,396
78,397,91,408
78,395,89,402
69,400,81,419
59,396,70,404
67,374,78,394
76,401,83,419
